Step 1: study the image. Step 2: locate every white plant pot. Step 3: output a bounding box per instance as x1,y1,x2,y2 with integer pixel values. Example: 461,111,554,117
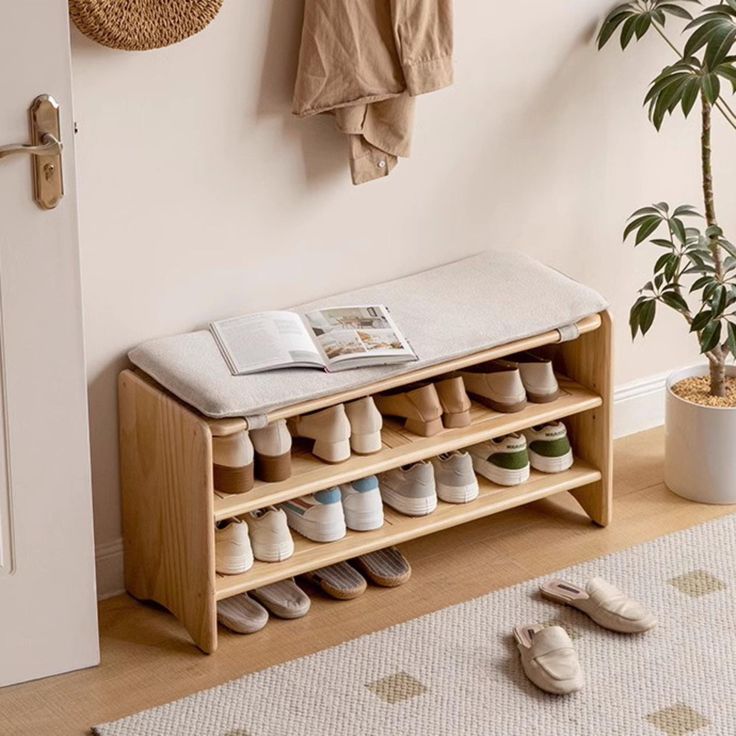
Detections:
665,364,736,505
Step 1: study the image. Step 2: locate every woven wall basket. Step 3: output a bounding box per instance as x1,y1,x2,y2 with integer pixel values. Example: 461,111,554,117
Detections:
69,0,224,51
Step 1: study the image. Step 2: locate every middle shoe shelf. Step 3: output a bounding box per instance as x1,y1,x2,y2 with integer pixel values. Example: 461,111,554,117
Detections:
215,458,601,599
213,376,602,520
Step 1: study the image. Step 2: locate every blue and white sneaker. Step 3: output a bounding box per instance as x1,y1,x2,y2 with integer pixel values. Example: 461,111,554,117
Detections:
339,476,384,531
280,488,346,543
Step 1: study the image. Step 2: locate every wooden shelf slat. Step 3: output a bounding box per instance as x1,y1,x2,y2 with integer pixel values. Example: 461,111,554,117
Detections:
215,459,601,600
213,377,602,520
204,313,602,434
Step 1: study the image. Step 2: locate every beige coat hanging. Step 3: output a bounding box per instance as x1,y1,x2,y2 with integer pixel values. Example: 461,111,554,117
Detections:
69,0,223,51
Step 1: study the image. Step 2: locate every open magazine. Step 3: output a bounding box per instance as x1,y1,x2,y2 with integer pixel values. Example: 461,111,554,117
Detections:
210,305,417,375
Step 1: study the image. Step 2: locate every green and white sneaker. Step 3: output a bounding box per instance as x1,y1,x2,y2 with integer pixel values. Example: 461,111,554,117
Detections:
524,422,573,473
468,433,530,486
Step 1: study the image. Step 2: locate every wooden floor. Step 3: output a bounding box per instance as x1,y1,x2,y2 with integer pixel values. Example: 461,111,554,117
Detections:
3,428,734,736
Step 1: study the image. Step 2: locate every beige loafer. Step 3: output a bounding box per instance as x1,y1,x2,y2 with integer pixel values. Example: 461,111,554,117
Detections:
513,624,583,695
459,360,527,413
515,352,560,403
540,577,657,633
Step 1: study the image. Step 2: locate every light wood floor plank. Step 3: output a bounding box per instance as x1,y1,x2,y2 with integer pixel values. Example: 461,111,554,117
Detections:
1,427,733,735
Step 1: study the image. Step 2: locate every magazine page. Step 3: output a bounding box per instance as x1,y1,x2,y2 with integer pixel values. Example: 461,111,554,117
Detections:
210,311,324,375
303,305,415,366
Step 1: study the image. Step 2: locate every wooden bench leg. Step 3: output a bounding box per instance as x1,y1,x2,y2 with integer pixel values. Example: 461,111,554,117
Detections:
557,311,613,527
118,370,218,654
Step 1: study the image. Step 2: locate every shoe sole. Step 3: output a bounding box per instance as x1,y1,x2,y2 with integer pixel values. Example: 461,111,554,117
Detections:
436,480,480,504
350,432,383,455
253,539,295,563
215,551,255,575
312,439,352,464
380,486,437,516
344,508,384,531
471,455,530,486
529,449,573,473
467,392,527,414
526,389,561,404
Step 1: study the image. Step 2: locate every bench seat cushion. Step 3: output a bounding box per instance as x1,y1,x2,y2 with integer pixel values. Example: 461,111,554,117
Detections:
128,250,608,420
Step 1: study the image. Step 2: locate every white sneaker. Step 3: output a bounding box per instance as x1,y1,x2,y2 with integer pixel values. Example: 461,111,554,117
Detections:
339,476,384,531
524,422,573,473
468,434,530,486
215,518,254,575
245,506,294,562
431,451,479,503
280,488,346,543
345,397,383,455
379,462,437,517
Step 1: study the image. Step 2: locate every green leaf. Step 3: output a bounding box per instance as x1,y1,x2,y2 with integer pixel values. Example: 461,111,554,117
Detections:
690,275,715,292
636,217,664,244
672,205,701,218
661,291,690,312
624,214,657,240
700,320,722,352
691,309,713,331
640,299,657,335
621,15,639,48
702,73,721,103
671,218,688,244
597,7,634,49
655,252,672,272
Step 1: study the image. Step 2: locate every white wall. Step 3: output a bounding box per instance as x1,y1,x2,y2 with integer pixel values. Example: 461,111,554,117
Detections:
70,1,736,596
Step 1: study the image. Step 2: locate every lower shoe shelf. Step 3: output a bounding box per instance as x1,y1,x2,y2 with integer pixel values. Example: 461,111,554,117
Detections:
215,458,601,601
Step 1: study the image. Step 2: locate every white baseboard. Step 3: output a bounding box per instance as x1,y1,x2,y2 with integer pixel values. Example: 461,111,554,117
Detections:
93,373,669,600
613,372,668,439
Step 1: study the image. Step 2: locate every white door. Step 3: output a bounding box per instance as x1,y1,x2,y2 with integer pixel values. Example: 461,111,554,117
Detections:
0,0,99,686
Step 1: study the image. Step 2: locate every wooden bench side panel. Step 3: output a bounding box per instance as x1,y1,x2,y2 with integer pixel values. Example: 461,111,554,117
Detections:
118,369,217,653
555,311,613,526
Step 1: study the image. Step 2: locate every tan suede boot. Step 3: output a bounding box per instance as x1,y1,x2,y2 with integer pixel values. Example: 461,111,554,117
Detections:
251,419,292,482
435,376,472,428
345,396,383,455
212,430,255,494
287,404,352,463
374,384,443,437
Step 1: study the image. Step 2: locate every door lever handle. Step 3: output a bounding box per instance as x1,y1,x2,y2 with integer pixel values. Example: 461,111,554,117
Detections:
0,133,62,160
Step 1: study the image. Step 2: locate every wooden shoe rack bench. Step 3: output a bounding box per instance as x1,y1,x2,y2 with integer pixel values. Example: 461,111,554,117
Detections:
119,311,612,653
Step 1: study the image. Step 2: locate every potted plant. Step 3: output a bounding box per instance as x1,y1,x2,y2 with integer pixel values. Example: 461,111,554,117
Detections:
598,0,736,503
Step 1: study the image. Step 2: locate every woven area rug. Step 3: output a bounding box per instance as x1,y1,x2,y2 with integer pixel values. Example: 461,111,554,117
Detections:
93,516,736,736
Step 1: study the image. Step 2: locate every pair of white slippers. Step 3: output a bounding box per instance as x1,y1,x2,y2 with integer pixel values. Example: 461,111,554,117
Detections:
513,577,658,695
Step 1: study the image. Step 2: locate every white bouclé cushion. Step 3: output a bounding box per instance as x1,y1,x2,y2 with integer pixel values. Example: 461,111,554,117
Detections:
128,250,608,420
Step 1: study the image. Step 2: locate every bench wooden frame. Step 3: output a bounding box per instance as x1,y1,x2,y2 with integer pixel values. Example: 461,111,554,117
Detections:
118,311,612,653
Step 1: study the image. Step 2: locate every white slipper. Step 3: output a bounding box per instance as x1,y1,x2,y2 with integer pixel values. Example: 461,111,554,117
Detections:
540,577,657,633
513,624,583,695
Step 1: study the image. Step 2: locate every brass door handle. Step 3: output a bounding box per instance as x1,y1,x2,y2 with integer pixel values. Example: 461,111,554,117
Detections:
0,95,64,209
0,133,63,160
